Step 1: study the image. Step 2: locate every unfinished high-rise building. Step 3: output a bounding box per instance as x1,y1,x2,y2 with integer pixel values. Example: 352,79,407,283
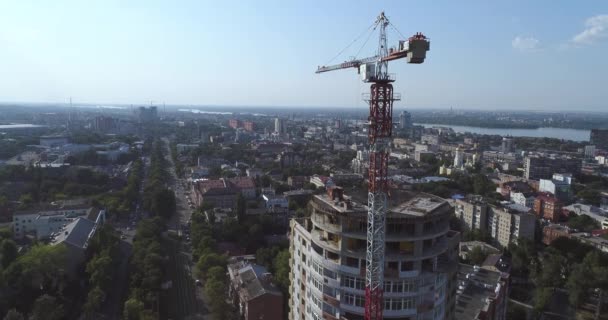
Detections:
289,188,460,320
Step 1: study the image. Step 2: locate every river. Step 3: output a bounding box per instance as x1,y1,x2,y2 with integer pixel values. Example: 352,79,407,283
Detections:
416,123,590,142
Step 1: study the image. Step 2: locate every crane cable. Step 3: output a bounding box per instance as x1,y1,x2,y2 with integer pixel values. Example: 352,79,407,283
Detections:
324,21,377,66
354,23,378,60
388,21,408,40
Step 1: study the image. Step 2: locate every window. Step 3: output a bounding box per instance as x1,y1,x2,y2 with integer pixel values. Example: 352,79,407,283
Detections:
383,298,415,310
312,260,323,275
342,276,365,290
401,261,414,271
344,293,365,307
323,268,337,279
311,276,323,292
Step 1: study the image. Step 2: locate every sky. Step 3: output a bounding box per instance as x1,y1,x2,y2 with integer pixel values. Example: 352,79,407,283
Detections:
0,0,607,111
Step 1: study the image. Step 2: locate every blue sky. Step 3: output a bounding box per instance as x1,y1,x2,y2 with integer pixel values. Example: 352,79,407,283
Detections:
0,0,607,110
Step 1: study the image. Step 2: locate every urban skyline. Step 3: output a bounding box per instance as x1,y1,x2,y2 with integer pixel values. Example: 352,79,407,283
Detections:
1,1,607,110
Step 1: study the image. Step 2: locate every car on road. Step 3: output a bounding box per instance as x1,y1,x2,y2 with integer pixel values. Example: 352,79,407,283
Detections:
195,279,202,286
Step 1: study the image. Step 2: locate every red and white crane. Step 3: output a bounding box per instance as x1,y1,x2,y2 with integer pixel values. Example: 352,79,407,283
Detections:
316,12,429,320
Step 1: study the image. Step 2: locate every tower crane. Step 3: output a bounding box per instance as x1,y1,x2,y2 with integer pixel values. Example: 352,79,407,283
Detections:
316,12,429,320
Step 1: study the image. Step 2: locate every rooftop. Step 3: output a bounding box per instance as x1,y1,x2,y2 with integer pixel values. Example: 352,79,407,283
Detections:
455,264,504,320
51,217,96,249
391,193,448,217
228,261,282,302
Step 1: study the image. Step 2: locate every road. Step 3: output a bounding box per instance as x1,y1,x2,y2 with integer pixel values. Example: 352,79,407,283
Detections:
161,137,208,320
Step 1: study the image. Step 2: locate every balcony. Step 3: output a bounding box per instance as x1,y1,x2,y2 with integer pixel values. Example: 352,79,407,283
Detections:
323,294,340,308
312,229,341,252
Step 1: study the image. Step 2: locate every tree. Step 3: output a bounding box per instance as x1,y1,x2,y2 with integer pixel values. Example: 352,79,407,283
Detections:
150,188,176,219
83,286,105,317
567,214,600,232
468,246,488,265
576,188,601,206
273,249,291,292
2,309,25,320
17,193,34,209
206,266,226,283
534,287,553,312
236,193,246,221
196,253,227,278
123,298,145,320
31,294,64,320
205,278,229,320
0,239,18,268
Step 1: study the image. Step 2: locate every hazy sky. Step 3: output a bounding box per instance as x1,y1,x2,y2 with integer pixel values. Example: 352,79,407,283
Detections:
1,1,607,110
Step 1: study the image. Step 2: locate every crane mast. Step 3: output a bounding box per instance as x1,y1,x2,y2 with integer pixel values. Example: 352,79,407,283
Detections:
365,12,391,320
315,12,429,320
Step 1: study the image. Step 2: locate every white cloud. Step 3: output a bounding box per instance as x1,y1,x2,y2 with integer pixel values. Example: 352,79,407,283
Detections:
572,14,608,45
511,36,540,51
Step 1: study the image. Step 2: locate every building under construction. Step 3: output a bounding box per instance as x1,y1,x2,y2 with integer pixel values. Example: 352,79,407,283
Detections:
288,187,460,320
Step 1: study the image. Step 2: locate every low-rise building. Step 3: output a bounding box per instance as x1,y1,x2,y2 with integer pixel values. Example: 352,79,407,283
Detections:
563,203,608,229
262,193,289,212
12,204,97,239
458,241,501,261
227,259,283,320
542,224,571,245
539,173,573,202
534,193,563,222
570,232,608,253
455,264,509,320
287,176,308,189
415,150,436,162
510,191,535,209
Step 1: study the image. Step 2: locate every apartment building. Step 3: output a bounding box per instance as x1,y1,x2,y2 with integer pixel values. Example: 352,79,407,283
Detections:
289,190,460,320
488,207,536,248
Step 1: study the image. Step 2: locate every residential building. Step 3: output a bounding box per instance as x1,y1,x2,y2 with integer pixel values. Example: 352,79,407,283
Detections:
243,121,255,132
584,145,596,159
398,111,412,129
246,167,263,178
488,206,536,248
351,149,369,175
228,258,284,320
458,241,500,261
455,264,509,320
563,203,608,229
590,129,608,150
12,204,96,239
137,106,158,124
542,224,571,245
229,119,241,129
262,193,289,212
534,193,563,222
50,211,105,275
453,147,464,168
288,176,309,189
309,175,333,189
510,192,535,209
454,196,488,232
289,191,460,320
539,173,572,202
415,150,436,162
500,137,514,153
192,177,257,208
570,232,608,253
524,155,581,180
498,181,533,200
93,116,118,133
421,134,440,145
275,117,286,135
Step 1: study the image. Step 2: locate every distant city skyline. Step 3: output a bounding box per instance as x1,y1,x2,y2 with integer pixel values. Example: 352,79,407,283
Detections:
1,1,607,111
